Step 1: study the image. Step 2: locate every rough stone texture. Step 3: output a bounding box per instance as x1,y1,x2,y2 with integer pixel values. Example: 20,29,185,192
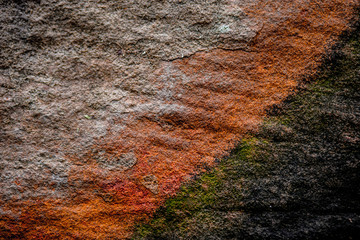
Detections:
134,27,360,239
141,175,159,195
0,0,359,239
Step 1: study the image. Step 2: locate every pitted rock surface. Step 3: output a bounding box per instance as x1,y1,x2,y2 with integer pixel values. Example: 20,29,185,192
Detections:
0,0,358,239
1,0,259,202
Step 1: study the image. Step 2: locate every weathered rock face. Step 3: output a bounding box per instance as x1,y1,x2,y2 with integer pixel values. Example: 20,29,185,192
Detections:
133,27,360,239
0,0,358,239
133,24,360,237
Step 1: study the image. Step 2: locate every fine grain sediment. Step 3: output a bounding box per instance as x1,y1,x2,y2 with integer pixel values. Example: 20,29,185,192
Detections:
0,0,359,238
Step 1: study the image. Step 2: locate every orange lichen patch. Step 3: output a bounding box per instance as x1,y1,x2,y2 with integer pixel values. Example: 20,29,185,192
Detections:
1,0,358,239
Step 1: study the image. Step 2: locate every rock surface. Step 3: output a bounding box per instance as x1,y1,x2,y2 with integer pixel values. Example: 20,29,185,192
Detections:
134,26,360,239
0,0,359,239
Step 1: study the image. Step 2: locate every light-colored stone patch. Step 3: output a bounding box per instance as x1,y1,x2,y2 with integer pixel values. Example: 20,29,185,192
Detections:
141,174,159,195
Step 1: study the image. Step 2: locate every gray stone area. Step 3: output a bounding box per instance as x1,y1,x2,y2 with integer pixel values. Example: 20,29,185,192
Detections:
0,0,261,204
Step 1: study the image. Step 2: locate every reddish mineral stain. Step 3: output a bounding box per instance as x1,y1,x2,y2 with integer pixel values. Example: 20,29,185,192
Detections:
1,0,358,239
